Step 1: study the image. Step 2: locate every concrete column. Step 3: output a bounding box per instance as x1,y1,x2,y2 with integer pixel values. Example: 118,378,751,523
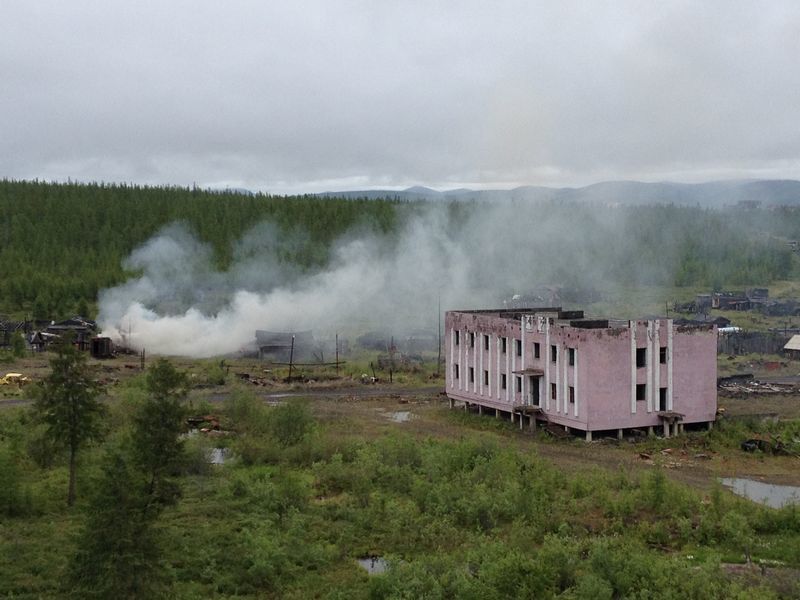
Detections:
478,404,483,416
586,430,592,442
519,414,523,430
648,426,654,437
672,422,679,437
449,398,454,409
464,402,468,412
495,408,500,419
707,421,713,431
510,411,514,423
663,422,669,437
529,416,535,433
617,429,623,440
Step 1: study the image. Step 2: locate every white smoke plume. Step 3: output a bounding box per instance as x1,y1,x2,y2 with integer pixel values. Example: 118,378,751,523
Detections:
97,202,669,357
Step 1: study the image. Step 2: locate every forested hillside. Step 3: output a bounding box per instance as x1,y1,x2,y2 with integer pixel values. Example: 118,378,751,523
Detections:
0,179,798,320
0,180,405,318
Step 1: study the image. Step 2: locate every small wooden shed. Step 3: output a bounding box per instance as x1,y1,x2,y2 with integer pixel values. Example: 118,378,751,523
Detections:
783,335,800,359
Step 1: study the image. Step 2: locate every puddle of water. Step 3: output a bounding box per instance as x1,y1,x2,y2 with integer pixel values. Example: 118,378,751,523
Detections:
208,447,232,465
720,477,800,509
387,411,411,423
357,557,389,575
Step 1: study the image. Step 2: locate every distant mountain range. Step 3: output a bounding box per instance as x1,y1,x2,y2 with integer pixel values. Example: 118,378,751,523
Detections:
317,179,800,207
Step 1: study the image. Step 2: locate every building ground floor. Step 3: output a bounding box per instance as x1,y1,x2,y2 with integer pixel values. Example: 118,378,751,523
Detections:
445,394,714,442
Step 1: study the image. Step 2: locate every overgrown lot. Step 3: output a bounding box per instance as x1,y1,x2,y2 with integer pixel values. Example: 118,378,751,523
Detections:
2,359,800,598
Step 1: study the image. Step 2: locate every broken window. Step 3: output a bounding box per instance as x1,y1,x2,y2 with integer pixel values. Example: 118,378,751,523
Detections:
659,387,667,411
501,373,507,390
469,367,475,383
484,335,490,351
568,348,575,366
533,342,540,359
636,348,647,368
515,376,522,393
569,386,575,403
551,383,557,400
469,332,475,348
515,339,522,357
551,345,557,363
483,370,489,385
455,330,460,346
660,347,667,364
636,383,646,401
454,364,459,379
501,337,507,354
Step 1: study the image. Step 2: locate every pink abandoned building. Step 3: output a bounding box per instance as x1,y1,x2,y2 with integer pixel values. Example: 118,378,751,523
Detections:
445,308,717,440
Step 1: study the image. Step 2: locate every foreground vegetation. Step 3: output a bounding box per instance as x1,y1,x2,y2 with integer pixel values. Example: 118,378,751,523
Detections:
2,356,799,598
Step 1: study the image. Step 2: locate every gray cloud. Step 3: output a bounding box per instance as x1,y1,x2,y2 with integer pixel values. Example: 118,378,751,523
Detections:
2,1,800,192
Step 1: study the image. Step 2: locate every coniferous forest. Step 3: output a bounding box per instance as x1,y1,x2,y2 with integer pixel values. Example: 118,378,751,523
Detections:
0,179,798,320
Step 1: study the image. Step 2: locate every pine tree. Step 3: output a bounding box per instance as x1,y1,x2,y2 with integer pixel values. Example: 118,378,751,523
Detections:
32,334,105,505
67,448,168,599
132,358,189,509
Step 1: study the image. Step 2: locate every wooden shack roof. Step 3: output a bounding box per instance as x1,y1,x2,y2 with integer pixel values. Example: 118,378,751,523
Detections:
783,334,800,352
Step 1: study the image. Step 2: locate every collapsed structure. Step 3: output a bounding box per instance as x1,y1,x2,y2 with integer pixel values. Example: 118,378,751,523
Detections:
445,308,717,440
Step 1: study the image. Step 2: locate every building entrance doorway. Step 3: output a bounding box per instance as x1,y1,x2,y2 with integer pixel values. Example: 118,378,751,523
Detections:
528,376,540,406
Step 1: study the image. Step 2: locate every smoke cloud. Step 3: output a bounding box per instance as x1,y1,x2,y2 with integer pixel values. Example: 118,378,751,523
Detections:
97,202,668,357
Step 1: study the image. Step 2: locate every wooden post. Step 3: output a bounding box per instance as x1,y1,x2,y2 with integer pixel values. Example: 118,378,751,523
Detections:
288,335,295,381
437,293,441,377
335,333,339,376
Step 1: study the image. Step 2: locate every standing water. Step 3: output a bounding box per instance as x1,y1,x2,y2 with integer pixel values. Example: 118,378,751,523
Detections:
357,557,389,575
720,477,800,509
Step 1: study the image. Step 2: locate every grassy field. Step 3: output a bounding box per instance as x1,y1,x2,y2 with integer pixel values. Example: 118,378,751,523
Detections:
2,349,800,598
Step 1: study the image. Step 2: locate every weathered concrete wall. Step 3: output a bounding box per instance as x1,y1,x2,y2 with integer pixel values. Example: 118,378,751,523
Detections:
446,310,717,433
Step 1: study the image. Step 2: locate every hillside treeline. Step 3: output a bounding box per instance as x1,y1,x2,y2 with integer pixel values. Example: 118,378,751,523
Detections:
0,180,406,318
0,179,796,319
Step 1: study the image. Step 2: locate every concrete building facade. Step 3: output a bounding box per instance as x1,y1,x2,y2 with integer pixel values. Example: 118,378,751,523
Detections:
445,308,717,440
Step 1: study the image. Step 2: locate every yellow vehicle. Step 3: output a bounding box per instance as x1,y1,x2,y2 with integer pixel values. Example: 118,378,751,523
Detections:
0,373,31,387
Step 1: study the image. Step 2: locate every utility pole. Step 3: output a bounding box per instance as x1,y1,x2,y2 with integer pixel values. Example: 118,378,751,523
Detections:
437,292,442,377
288,335,295,381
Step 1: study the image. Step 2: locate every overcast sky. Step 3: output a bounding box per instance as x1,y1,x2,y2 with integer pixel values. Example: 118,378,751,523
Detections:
2,1,799,194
